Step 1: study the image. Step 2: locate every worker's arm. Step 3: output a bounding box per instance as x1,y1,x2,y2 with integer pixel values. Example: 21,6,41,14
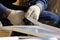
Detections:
25,0,48,20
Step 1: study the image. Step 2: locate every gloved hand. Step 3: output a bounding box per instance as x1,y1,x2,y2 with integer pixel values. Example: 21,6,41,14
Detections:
7,10,24,25
25,5,41,20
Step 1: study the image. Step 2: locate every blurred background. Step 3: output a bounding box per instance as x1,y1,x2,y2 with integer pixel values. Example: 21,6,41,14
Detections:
47,0,60,15
0,0,60,37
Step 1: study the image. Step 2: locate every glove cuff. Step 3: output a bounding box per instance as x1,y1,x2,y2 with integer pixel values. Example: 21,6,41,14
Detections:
36,2,44,12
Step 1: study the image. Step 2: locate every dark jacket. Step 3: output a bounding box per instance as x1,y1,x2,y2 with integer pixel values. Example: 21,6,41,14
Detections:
0,0,48,11
19,0,48,11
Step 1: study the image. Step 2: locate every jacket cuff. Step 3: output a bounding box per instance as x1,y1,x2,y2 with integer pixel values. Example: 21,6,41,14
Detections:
36,1,45,11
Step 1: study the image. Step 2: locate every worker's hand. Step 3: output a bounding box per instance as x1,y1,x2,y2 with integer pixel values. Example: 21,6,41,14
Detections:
25,5,41,20
7,10,24,25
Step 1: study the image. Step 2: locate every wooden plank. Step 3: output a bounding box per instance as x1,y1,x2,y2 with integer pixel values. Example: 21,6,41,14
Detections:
0,31,11,37
1,27,52,37
2,26,60,35
19,37,58,40
17,36,37,38
1,26,60,38
27,17,60,32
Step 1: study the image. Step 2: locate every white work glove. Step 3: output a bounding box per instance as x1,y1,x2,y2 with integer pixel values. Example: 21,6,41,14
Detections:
7,10,24,25
25,5,41,20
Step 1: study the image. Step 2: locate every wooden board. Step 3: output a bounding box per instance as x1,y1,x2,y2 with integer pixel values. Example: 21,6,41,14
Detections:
19,37,59,40
27,17,60,32
0,31,12,37
18,36,37,38
1,26,60,38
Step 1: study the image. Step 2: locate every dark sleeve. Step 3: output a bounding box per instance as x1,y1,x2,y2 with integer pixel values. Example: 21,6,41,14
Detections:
0,0,16,3
0,0,22,10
